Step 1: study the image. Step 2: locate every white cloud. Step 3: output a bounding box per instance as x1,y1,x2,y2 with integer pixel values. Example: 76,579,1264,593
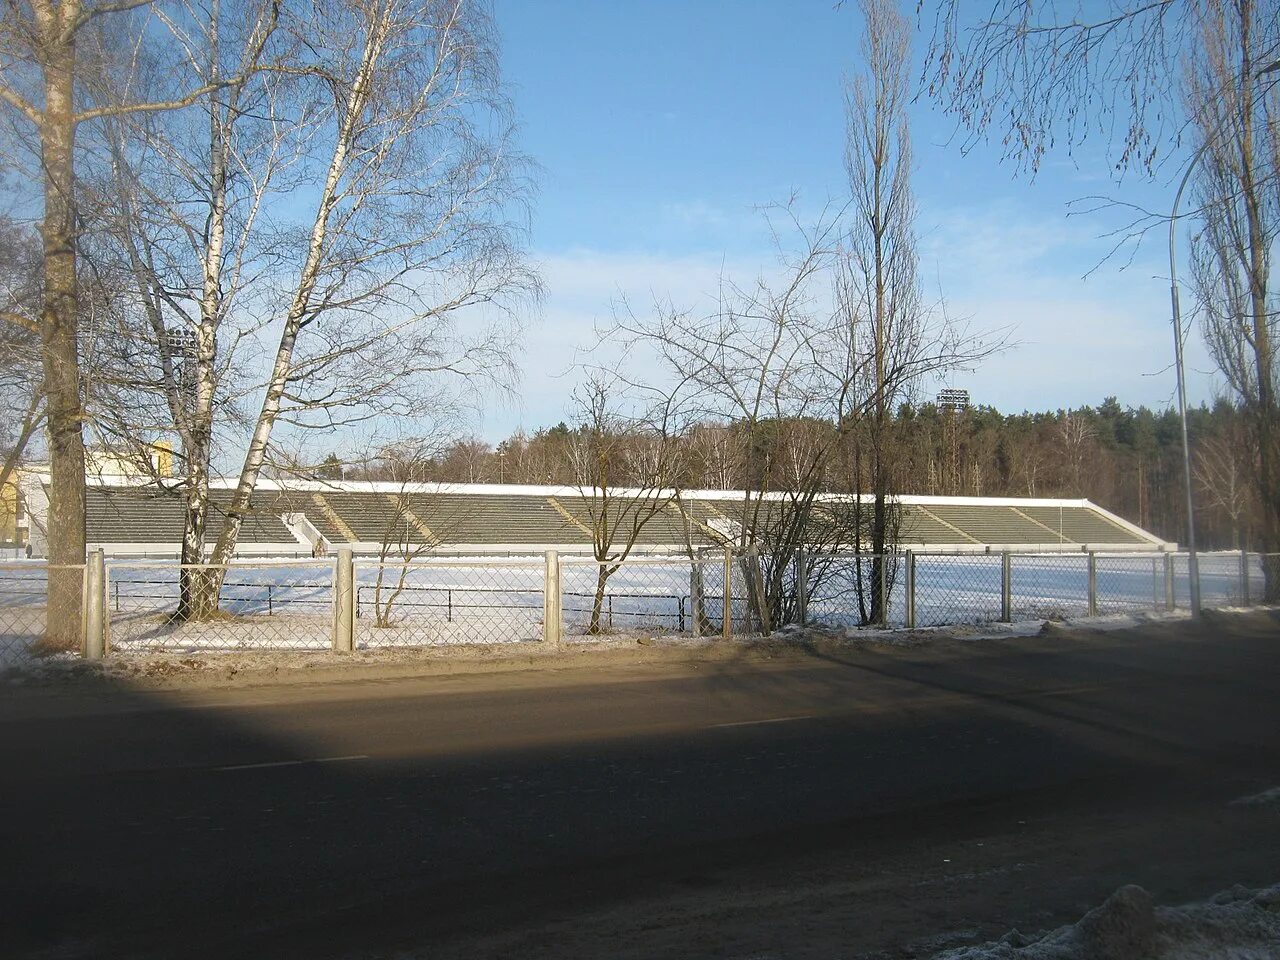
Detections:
488,249,761,436
483,205,1224,439
919,199,1220,412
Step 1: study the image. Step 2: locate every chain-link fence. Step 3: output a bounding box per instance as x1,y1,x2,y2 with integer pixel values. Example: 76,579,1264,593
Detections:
911,553,1004,627
0,562,85,667
559,553,735,638
353,558,545,646
1194,551,1247,607
6,548,1278,665
106,561,334,652
806,554,904,628
1008,553,1091,621
1092,553,1163,614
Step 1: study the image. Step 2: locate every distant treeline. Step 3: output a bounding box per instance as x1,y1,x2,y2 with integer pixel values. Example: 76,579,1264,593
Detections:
318,397,1260,550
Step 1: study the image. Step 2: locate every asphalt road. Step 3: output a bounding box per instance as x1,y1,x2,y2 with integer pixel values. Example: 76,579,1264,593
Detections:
2,611,1279,959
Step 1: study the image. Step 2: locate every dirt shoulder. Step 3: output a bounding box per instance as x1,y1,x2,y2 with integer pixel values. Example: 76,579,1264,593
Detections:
5,606,1273,693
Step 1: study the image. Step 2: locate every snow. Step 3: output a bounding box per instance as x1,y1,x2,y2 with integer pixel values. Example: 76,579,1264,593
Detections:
0,552,1267,663
934,883,1280,959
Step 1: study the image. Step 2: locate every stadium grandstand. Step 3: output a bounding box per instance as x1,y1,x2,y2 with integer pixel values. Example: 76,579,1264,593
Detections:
12,473,1170,557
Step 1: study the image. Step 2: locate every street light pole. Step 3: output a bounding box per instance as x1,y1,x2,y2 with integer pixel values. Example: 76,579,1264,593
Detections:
1168,147,1207,616
1166,56,1280,617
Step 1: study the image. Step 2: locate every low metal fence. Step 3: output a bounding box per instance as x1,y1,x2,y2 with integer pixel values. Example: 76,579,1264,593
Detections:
352,558,545,646
559,554,730,637
2,548,1276,663
105,561,334,652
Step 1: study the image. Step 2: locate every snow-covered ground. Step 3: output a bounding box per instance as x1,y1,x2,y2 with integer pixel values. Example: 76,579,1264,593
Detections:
933,882,1280,959
0,552,1266,663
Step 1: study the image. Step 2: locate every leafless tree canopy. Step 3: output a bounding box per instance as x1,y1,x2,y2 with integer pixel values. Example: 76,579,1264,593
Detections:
599,188,996,627
0,219,44,504
1185,0,1279,581
198,0,536,580
923,0,1192,174
568,375,687,634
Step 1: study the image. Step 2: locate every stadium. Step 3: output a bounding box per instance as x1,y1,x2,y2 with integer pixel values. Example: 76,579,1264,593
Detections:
14,473,1170,557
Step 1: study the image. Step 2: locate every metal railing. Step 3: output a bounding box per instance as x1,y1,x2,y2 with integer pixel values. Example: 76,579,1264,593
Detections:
351,556,546,646
105,560,334,652
1,548,1276,663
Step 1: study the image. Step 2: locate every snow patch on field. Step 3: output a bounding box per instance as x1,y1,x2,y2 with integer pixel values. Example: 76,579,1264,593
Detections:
934,883,1280,959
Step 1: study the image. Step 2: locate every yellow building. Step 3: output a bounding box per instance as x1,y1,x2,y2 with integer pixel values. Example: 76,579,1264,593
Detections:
1,474,20,545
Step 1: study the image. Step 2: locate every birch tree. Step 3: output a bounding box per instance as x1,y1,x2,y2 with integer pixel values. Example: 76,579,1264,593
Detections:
0,0,243,644
85,0,285,617
191,0,533,613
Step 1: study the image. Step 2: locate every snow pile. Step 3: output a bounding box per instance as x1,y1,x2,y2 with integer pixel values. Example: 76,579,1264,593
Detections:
1232,786,1280,807
935,883,1280,959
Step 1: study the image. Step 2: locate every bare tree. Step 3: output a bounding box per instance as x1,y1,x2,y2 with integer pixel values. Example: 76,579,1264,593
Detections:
614,207,848,631
1186,0,1279,590
0,0,255,644
82,0,283,618
1194,431,1253,547
0,219,45,503
922,0,1279,587
192,0,535,612
568,376,684,635
840,0,921,624
923,0,1191,175
686,422,741,489
614,200,996,631
369,440,440,630
1057,410,1097,493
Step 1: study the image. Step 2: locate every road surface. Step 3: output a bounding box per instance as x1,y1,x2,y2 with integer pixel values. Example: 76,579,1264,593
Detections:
2,610,1279,959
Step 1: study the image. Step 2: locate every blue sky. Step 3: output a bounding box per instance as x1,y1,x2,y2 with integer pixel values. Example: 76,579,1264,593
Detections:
483,0,1214,440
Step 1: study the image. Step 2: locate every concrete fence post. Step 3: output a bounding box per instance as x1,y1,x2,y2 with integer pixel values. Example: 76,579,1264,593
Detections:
82,549,105,660
904,550,916,629
543,550,562,647
1163,553,1175,610
1000,551,1012,623
332,548,354,652
722,547,733,640
1240,549,1251,605
1087,551,1098,617
795,547,808,626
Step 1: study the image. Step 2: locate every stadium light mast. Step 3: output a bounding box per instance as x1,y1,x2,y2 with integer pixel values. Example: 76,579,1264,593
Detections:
1167,55,1280,617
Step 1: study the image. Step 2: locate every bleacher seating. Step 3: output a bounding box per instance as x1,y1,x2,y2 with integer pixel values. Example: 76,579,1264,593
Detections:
1019,505,1146,545
86,487,296,545
921,504,1061,545
73,481,1163,552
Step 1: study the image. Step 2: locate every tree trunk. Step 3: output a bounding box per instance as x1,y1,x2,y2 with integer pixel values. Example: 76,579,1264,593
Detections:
588,563,609,634
1236,15,1279,598
178,445,214,618
204,11,383,580
180,57,229,620
38,17,87,650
